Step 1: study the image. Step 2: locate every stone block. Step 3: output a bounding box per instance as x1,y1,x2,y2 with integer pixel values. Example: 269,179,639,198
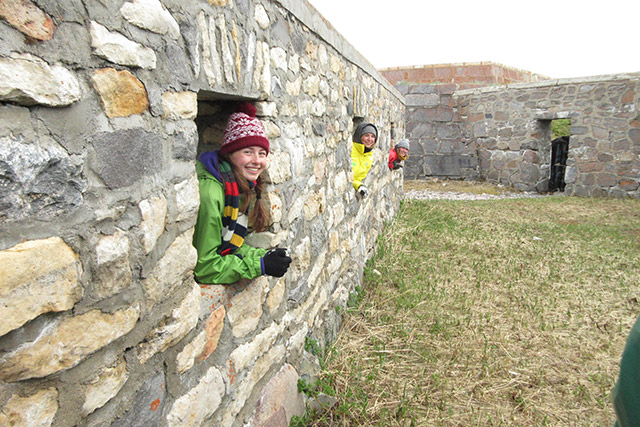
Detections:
91,128,162,189
91,68,149,118
176,329,206,374
93,229,132,300
0,388,57,426
596,173,618,187
254,4,270,29
139,194,167,253
82,358,128,416
230,322,281,373
265,191,283,224
162,91,197,120
0,237,83,336
250,364,305,427
165,367,225,427
89,21,156,69
0,305,139,382
198,305,226,362
0,136,85,223
120,0,180,39
0,54,81,106
425,155,477,177
219,345,286,426
266,278,285,313
619,179,640,191
0,0,55,40
112,371,165,427
405,93,440,107
137,282,200,364
141,229,197,308
174,174,199,222
228,277,268,338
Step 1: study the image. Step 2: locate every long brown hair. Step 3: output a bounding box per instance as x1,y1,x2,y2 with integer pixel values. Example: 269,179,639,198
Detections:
227,159,270,232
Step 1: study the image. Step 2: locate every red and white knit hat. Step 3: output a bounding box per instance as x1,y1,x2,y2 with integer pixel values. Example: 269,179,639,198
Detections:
220,102,270,156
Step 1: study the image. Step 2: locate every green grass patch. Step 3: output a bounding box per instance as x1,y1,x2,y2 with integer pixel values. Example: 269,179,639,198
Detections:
305,195,640,426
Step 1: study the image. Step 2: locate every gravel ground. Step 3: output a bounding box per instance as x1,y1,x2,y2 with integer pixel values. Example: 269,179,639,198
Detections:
404,189,548,201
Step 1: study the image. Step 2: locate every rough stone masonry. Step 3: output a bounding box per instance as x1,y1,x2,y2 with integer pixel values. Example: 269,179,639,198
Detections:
0,0,404,425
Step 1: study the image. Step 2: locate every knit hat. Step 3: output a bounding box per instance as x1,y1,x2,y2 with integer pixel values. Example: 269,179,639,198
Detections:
395,139,410,150
220,102,270,156
353,122,378,143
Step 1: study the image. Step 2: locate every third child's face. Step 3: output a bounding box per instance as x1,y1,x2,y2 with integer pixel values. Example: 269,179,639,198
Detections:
397,147,409,157
361,132,376,149
229,146,268,181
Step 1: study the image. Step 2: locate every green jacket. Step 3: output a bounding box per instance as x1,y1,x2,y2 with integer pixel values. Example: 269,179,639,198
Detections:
613,314,640,426
192,161,266,284
351,141,373,190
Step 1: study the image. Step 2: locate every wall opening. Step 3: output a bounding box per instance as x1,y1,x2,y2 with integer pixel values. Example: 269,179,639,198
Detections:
549,119,571,192
195,93,252,158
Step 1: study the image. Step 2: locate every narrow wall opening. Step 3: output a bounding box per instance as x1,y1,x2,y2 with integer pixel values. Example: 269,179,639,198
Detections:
195,95,244,156
549,118,571,192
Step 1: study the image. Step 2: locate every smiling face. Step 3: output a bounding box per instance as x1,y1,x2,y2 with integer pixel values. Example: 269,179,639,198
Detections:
361,132,376,149
396,146,409,157
228,146,268,181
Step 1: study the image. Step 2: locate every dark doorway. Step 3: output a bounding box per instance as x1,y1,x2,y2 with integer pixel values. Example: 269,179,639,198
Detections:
549,135,569,192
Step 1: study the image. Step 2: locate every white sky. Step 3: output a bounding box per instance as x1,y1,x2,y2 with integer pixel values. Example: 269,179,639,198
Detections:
306,0,640,79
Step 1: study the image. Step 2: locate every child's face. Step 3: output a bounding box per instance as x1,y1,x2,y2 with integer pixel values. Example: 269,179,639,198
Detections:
396,147,409,157
361,132,376,149
228,146,268,181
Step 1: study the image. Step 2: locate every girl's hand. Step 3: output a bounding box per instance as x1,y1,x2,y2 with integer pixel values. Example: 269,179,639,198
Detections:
262,248,292,277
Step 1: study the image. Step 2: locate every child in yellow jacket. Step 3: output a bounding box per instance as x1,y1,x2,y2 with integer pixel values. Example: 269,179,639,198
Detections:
351,122,377,197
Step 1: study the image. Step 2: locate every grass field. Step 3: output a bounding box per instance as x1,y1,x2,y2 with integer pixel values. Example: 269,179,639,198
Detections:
298,189,640,426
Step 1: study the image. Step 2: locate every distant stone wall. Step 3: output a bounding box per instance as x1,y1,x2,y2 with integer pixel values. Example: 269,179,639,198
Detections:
0,1,404,426
396,83,479,180
388,69,639,198
456,74,640,197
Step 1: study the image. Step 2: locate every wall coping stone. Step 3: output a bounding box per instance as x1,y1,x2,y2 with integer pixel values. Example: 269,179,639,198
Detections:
279,0,404,103
455,72,640,96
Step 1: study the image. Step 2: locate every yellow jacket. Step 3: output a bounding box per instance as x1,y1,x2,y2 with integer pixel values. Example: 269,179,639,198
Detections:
351,142,373,190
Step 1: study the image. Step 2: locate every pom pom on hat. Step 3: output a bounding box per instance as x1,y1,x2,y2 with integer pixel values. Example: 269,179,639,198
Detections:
220,102,270,156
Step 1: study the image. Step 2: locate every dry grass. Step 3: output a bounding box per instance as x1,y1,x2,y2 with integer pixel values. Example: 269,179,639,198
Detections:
303,193,640,426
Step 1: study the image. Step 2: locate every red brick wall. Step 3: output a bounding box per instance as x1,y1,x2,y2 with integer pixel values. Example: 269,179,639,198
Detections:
379,62,549,88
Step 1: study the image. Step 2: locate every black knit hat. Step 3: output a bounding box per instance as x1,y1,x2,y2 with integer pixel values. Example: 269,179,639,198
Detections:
353,122,378,143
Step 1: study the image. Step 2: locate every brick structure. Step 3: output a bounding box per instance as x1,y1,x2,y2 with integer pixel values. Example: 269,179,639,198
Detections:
380,61,548,89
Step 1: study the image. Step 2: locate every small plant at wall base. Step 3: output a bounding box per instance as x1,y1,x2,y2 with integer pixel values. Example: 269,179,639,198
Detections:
552,118,571,139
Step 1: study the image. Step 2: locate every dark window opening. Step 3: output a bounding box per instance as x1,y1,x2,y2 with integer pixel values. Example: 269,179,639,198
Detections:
195,93,255,158
548,119,571,192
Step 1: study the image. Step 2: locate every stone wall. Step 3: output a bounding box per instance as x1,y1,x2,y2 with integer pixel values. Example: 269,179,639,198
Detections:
396,83,479,180
388,69,639,198
0,1,404,426
456,74,640,197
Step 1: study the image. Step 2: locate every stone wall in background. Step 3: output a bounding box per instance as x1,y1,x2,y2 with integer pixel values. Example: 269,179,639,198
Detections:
0,1,404,426
387,68,639,199
456,74,640,197
396,83,479,180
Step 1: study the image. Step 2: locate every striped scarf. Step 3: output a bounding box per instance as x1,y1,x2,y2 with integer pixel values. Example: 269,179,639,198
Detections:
217,160,255,256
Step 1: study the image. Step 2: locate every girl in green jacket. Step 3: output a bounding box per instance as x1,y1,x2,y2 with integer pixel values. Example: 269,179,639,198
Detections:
192,103,291,284
351,122,377,197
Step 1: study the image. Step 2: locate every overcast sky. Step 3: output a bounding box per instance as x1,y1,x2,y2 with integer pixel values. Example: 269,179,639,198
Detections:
306,0,640,79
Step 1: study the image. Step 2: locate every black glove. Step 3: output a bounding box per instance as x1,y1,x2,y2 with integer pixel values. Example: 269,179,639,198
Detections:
392,160,403,169
262,248,292,277
358,185,369,197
